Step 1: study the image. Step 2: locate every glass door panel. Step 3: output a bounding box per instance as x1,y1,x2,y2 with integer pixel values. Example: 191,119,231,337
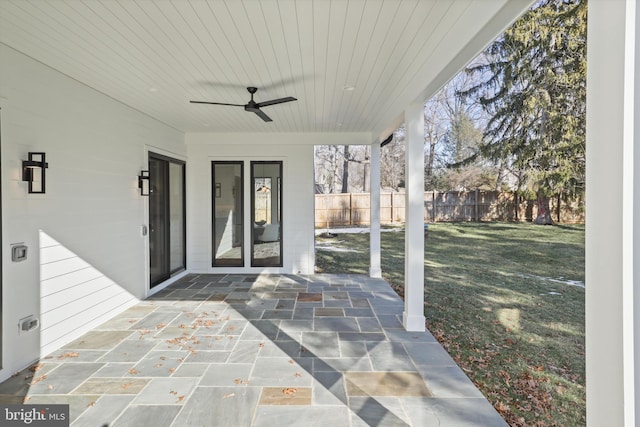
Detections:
149,153,186,287
212,162,244,266
251,161,282,267
169,162,185,271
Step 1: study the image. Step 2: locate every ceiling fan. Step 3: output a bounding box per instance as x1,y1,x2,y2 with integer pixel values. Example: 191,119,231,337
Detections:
190,87,297,122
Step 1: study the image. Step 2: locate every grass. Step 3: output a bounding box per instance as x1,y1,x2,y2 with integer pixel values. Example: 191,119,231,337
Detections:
315,222,585,427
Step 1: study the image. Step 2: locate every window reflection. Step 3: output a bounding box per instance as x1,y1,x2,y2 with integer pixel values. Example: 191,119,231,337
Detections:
212,162,244,266
252,162,282,267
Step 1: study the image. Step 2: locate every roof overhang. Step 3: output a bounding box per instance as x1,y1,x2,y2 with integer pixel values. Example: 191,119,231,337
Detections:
0,0,534,140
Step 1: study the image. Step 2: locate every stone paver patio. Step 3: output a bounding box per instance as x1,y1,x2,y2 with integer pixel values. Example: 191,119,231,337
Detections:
0,274,507,426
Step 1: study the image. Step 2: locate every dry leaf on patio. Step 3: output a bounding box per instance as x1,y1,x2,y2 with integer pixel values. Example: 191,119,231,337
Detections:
58,352,79,359
170,390,178,395
258,342,265,348
223,392,235,399
30,375,47,385
294,372,302,378
87,401,96,407
156,323,167,329
282,388,297,395
29,363,44,372
128,368,139,375
177,396,185,402
47,385,54,390
154,364,163,368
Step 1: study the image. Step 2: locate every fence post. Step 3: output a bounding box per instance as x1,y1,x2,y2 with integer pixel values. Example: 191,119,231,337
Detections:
349,193,353,225
390,192,394,223
432,190,436,222
475,189,479,221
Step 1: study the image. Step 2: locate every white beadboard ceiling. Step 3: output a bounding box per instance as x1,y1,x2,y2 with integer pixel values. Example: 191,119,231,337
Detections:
0,0,532,139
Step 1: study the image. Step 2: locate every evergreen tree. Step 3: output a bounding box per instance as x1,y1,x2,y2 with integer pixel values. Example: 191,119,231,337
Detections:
462,0,586,224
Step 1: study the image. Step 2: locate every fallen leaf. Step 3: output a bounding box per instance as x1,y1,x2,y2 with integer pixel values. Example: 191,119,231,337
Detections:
282,388,297,395
294,372,302,378
258,343,265,348
154,364,164,368
168,368,176,373
29,363,44,372
128,368,139,375
47,385,54,390
177,396,185,402
30,375,47,385
223,392,235,399
87,401,96,407
58,352,79,359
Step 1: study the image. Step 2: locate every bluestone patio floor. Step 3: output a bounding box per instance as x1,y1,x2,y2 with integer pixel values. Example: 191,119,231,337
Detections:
0,274,507,426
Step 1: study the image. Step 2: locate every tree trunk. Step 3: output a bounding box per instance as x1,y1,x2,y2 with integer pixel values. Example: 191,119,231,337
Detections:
534,192,554,225
341,146,350,193
426,141,436,178
363,146,370,192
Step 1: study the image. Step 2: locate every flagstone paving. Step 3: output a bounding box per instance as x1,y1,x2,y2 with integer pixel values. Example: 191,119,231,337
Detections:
0,274,507,426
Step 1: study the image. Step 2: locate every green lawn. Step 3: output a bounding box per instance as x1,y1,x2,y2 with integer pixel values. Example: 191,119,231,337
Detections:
315,222,585,427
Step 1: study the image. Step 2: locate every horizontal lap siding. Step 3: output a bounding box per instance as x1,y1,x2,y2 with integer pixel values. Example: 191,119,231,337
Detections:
0,45,185,378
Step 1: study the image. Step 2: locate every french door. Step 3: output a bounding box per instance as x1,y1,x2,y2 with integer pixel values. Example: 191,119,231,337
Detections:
211,160,283,268
149,153,186,287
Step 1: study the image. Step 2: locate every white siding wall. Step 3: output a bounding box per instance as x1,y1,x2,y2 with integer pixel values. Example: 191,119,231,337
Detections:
186,134,316,275
0,44,185,381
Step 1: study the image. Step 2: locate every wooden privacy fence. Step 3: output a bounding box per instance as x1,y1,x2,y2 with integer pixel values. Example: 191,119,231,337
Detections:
315,190,584,227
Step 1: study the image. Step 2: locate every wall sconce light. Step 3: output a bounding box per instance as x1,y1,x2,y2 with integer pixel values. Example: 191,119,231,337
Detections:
138,170,150,196
22,152,48,194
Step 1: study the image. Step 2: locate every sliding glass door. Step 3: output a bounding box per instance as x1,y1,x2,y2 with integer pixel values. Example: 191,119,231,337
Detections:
149,153,186,287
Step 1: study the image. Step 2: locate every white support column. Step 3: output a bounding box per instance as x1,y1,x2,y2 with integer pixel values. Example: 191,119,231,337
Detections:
403,103,426,332
586,1,639,425
370,141,382,278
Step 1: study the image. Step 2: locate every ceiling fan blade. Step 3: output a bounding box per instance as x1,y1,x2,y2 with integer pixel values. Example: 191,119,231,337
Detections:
246,107,273,122
190,100,245,107
255,96,297,108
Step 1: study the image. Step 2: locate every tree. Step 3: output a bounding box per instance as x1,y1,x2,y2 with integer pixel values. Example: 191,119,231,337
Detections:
462,0,586,224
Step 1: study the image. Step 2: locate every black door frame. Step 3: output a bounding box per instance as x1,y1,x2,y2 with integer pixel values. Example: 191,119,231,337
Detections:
148,152,186,287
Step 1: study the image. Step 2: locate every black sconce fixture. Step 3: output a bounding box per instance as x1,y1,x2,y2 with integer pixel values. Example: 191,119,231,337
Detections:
22,152,48,194
138,170,150,196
